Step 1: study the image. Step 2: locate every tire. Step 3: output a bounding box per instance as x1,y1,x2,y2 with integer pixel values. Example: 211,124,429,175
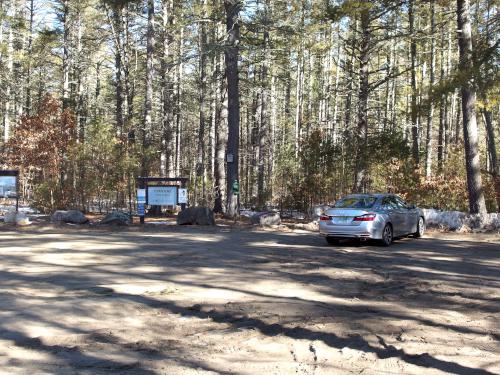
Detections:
380,224,393,247
325,237,339,245
413,217,425,238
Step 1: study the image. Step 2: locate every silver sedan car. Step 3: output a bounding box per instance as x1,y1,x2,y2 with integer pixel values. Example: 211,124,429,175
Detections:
319,194,425,246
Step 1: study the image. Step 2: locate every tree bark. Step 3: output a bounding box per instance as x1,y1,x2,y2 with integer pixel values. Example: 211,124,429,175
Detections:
214,53,227,213
409,0,419,166
483,108,500,210
424,1,436,178
353,8,370,192
142,0,154,176
456,0,487,214
3,22,13,142
257,20,269,208
62,0,71,110
196,0,208,204
25,0,34,116
160,0,174,177
224,0,241,217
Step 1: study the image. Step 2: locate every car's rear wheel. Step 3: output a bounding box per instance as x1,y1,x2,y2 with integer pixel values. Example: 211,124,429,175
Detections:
325,237,339,245
380,224,393,246
413,217,425,238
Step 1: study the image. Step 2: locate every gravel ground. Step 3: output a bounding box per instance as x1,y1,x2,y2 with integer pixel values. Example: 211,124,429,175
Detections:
0,224,499,374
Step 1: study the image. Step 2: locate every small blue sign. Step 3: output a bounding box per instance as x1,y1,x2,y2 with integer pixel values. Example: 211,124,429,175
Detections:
138,203,145,216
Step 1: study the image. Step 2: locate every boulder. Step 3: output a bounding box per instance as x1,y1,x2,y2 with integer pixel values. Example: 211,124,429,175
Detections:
2,210,31,226
251,212,281,226
52,210,89,224
4,209,17,224
100,211,131,226
177,207,215,226
311,205,330,221
15,212,31,226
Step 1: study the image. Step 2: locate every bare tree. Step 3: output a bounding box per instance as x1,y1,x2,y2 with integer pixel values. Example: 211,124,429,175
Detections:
456,0,486,214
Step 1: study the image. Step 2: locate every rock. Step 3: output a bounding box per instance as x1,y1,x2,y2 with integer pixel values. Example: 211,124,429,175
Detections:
456,224,471,233
4,209,17,224
251,212,281,226
52,210,89,224
304,221,319,231
311,205,330,221
15,212,30,226
2,210,31,226
100,211,131,226
177,207,215,226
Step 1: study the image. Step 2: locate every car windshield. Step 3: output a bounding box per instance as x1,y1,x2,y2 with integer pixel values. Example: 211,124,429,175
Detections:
334,196,377,209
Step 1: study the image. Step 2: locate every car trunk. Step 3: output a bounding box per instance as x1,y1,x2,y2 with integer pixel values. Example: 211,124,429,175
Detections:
323,208,371,226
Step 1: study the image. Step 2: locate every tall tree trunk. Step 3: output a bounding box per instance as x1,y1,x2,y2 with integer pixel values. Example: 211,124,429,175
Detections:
483,108,500,210
224,0,241,218
409,0,419,166
108,6,124,134
62,0,71,109
160,0,174,177
257,19,269,208
174,15,184,177
437,22,446,171
294,46,303,158
142,0,154,176
353,8,370,192
331,25,341,138
424,1,436,178
196,0,208,204
3,23,13,142
25,0,34,116
214,54,227,213
456,0,487,214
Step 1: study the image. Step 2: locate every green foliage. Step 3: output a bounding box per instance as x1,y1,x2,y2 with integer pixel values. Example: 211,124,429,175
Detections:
32,181,69,213
75,119,139,211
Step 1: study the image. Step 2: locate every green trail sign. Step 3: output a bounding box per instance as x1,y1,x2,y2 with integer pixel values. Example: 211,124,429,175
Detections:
232,180,240,195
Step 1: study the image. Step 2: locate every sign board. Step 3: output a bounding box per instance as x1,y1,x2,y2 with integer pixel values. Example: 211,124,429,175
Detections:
148,186,178,206
137,188,146,204
137,203,145,216
226,153,234,163
178,188,188,204
0,176,16,198
232,180,240,195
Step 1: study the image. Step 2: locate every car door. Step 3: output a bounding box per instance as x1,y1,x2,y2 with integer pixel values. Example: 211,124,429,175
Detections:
380,196,405,236
395,196,419,234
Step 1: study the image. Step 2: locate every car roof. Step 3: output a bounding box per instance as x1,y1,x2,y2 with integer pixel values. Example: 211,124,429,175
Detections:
341,193,391,198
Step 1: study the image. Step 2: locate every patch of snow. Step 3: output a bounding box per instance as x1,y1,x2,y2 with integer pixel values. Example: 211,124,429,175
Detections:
148,221,176,225
423,209,500,232
240,209,257,218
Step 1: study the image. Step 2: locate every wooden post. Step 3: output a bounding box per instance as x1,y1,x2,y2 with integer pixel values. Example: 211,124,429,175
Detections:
138,177,145,224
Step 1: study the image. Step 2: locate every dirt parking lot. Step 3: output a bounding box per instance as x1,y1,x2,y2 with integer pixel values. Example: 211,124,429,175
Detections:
0,225,499,375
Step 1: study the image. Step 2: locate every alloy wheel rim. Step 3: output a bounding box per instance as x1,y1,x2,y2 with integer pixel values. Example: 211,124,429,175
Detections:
419,218,425,235
384,226,392,243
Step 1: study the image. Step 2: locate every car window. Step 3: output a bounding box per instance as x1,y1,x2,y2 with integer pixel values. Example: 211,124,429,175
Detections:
394,197,408,209
334,197,377,208
381,196,402,210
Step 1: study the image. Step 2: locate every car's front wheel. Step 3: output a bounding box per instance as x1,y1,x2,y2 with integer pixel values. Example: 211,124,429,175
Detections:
325,237,339,245
380,224,393,246
413,217,425,238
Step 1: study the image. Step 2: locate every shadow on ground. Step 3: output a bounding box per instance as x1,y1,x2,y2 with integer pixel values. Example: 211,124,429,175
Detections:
0,227,498,374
